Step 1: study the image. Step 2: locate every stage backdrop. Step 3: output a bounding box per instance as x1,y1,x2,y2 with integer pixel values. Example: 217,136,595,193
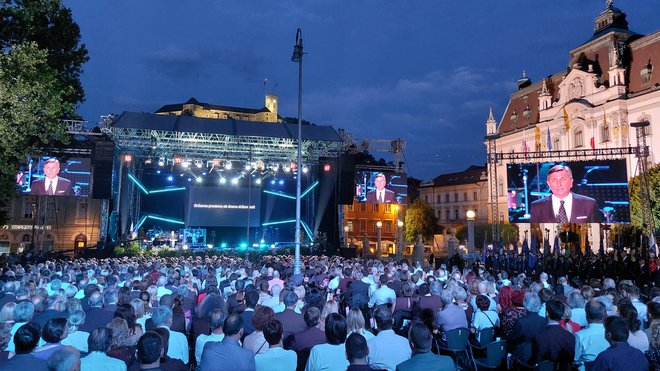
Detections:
17,156,92,197
186,186,261,227
355,169,408,205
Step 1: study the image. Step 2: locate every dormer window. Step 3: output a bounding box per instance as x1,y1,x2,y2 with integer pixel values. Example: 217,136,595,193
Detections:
523,105,532,119
511,110,518,121
641,60,653,83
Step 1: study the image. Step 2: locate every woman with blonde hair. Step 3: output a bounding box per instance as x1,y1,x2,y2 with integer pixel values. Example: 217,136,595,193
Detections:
130,298,150,331
106,318,136,368
0,302,16,324
346,307,374,341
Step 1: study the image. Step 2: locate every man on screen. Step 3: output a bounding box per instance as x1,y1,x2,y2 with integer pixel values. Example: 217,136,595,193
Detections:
530,164,599,223
30,158,73,196
365,173,397,204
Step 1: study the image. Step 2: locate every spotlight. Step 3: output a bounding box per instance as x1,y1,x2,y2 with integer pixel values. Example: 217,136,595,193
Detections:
219,177,227,184
224,161,232,170
245,164,251,171
323,164,331,172
278,180,284,185
182,160,190,169
179,173,184,177
231,178,239,185
302,166,309,174
283,166,291,173
167,176,173,182
270,179,276,185
123,154,133,163
174,157,182,164
195,161,203,169
158,158,165,167
255,178,262,185
196,177,202,183
187,177,192,182
156,170,161,174
182,244,189,250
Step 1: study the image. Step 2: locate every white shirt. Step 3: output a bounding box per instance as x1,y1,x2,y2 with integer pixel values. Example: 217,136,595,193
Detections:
44,178,58,194
306,343,349,371
195,333,224,364
367,329,412,371
160,326,189,364
368,285,396,308
81,351,127,371
61,330,90,353
551,193,574,221
255,347,297,371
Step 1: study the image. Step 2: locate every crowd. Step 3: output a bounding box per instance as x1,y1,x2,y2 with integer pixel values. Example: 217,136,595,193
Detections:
0,249,658,371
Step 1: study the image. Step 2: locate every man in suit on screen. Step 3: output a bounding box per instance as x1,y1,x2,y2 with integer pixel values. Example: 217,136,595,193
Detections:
365,173,397,204
30,158,73,196
530,164,600,223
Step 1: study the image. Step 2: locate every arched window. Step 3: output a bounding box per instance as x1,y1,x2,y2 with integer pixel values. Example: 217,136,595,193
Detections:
574,128,584,147
601,124,610,142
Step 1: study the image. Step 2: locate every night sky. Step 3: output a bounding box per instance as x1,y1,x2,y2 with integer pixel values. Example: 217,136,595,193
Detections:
66,0,659,181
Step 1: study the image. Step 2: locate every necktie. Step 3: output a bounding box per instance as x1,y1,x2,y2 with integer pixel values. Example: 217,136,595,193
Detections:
557,200,568,223
379,192,383,203
46,181,53,195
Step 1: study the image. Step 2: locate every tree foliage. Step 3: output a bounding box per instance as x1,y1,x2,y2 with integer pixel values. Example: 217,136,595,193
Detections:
455,223,520,246
629,163,660,232
0,0,89,107
0,42,72,219
404,199,438,244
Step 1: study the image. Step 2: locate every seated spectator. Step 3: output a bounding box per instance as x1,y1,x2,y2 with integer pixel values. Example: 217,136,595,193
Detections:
6,301,35,352
114,304,143,345
1,302,16,325
293,306,325,352
396,322,454,371
106,318,136,368
567,291,588,328
34,317,68,360
61,310,89,353
274,292,306,347
243,305,274,355
620,302,649,352
435,289,468,335
153,327,188,371
531,300,575,370
199,313,255,371
3,322,49,370
574,300,609,371
240,290,259,338
645,320,660,370
80,327,127,371
344,332,385,371
367,305,411,371
195,308,226,364
558,303,581,334
136,331,163,370
501,289,526,338
151,305,189,364
368,275,396,308
347,307,374,341
47,346,81,371
593,316,649,370
470,295,499,342
307,313,350,371
255,320,296,371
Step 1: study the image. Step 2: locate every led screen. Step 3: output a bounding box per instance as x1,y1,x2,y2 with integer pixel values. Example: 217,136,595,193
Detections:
355,170,408,205
507,159,629,224
17,156,91,197
187,186,261,227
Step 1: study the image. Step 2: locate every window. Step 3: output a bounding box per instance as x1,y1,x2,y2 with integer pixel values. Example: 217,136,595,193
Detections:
473,191,478,201
385,221,392,233
553,137,560,151
372,204,379,212
76,199,88,219
437,194,441,203
574,129,584,147
454,193,458,202
454,209,459,220
347,221,354,232
446,209,450,221
348,204,354,211
384,204,391,213
601,123,610,142
445,194,449,203
425,195,429,203
360,219,367,232
463,192,468,201
360,203,366,212
22,198,34,219
498,181,504,197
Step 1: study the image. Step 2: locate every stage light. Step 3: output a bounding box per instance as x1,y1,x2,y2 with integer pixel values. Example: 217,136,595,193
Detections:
158,158,165,167
283,165,291,173
167,175,174,182
278,179,285,185
144,158,152,165
123,154,133,163
255,178,262,185
290,162,297,170
260,239,265,243
224,161,232,170
182,244,189,250
270,244,276,249
245,164,252,171
156,170,161,174
323,164,331,172
302,166,309,174
202,172,207,176
195,161,203,169
187,177,192,182
182,160,190,169
207,244,213,249
219,177,227,184
220,242,228,248
180,173,184,177
256,161,265,170
196,177,202,183
231,178,239,185
174,157,182,164
270,179,276,185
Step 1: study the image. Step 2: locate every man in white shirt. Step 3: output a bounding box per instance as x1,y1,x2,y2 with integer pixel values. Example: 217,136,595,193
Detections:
152,305,189,364
368,274,396,308
255,319,296,371
195,308,225,364
81,327,127,371
367,306,411,371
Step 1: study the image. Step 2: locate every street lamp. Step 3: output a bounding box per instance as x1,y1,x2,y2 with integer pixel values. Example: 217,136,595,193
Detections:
397,220,404,257
291,28,304,275
344,225,350,248
376,221,383,259
467,210,476,253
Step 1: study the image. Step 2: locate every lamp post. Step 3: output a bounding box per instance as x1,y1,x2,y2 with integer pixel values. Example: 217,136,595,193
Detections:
467,210,476,253
397,220,404,258
291,28,304,275
376,221,382,259
344,225,350,248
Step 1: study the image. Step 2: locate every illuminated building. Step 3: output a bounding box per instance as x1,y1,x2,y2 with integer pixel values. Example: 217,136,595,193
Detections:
155,94,283,123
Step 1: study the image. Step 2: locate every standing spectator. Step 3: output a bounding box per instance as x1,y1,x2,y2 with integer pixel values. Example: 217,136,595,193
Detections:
293,306,326,352
367,306,411,371
593,316,649,370
80,327,127,371
80,292,113,333
574,300,609,371
3,323,49,370
274,292,306,347
199,313,255,371
240,290,259,338
255,320,296,371
6,301,35,352
531,300,575,371
306,313,350,371
396,322,455,371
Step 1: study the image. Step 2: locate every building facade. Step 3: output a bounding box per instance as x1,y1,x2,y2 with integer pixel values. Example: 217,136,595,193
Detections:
343,201,405,256
419,165,489,227
155,94,283,123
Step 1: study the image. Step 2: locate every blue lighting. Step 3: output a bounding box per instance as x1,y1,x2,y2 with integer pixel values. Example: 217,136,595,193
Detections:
220,242,228,248
167,176,173,181
148,215,185,225
301,180,319,198
127,173,149,194
263,190,296,200
156,170,161,174
278,180,285,185
149,187,186,194
301,221,314,242
262,219,296,226
270,179,276,185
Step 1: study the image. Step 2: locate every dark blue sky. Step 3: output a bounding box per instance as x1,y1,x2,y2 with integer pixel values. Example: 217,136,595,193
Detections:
66,0,659,181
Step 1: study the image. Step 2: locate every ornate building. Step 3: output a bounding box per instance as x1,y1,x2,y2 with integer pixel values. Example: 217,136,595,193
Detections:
155,94,283,123
487,2,659,230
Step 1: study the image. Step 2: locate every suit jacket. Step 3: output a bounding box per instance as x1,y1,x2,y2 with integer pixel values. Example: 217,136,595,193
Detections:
241,309,255,337
32,309,67,330
365,189,397,204
30,176,73,196
80,307,115,333
199,336,255,371
396,351,455,371
293,326,326,351
532,324,575,371
345,280,370,308
2,353,49,371
530,193,599,223
275,308,307,341
508,312,547,361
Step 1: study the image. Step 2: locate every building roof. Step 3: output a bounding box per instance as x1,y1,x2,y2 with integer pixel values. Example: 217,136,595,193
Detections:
154,97,269,115
110,111,344,142
421,165,487,188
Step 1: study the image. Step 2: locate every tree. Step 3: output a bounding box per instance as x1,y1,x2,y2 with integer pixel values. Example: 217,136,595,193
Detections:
404,199,438,244
629,163,660,232
456,223,520,247
0,42,72,221
0,0,89,107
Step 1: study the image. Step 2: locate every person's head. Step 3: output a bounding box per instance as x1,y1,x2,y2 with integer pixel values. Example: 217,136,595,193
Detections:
130,299,145,319
546,164,573,199
245,290,259,309
345,332,368,364
373,305,393,331
43,317,69,343
546,300,564,321
604,316,629,343
374,173,387,191
88,327,113,353
88,292,104,308
475,295,490,312
322,300,339,320
650,321,660,350
325,313,347,345
223,313,244,338
137,331,163,365
47,346,80,371
14,322,41,354
567,291,586,309
440,289,453,305
209,308,227,332
13,301,34,323
283,291,298,308
263,319,284,346
619,303,641,332
511,290,526,308
152,327,170,355
43,158,61,181
251,305,275,332
538,288,554,304
106,318,130,348
452,287,468,302
408,321,433,352
585,300,606,324
114,304,137,331
304,306,321,328
0,302,16,322
346,307,367,333
151,305,173,328
68,310,86,331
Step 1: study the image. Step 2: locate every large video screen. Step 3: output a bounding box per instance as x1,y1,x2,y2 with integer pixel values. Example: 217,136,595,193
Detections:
17,156,91,197
187,186,261,227
355,170,408,205
507,159,629,224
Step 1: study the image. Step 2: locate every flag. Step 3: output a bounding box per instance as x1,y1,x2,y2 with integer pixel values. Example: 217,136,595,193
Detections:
590,123,595,150
513,240,519,255
530,236,539,255
535,126,541,151
603,108,608,133
544,235,551,256
599,230,605,258
481,232,487,263
522,138,529,156
562,106,570,131
553,235,559,257
547,125,552,151
522,237,529,257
